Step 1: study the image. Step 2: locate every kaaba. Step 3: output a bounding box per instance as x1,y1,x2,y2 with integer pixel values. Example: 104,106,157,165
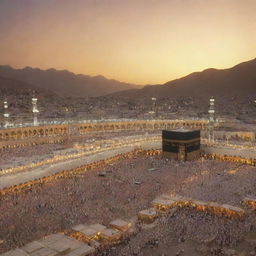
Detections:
162,129,201,161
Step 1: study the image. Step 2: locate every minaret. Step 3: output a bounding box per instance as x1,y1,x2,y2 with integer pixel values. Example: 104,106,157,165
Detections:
208,97,215,141
32,95,39,126
151,97,157,119
3,98,10,128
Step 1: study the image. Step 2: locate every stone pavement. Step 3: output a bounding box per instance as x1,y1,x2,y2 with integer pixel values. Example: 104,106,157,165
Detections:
1,234,95,256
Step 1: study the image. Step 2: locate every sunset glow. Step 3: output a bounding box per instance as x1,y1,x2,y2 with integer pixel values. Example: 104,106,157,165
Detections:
0,0,255,84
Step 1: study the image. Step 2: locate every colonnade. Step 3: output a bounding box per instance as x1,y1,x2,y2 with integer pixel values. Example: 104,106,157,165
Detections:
0,119,208,151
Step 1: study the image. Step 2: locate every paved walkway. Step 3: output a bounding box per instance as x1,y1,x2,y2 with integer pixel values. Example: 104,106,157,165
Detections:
2,140,253,190
0,141,161,189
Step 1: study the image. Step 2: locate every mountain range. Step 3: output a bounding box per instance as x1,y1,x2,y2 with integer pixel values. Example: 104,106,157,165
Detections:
0,66,140,97
112,58,256,99
0,58,255,99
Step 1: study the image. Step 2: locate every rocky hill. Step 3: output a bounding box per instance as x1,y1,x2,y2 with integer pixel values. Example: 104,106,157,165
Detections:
111,58,256,99
0,66,140,97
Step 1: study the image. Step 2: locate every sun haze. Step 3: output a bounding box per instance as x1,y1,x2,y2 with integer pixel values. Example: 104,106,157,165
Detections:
0,0,255,84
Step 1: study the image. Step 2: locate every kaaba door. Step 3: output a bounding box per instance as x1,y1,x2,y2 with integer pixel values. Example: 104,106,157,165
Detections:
178,145,186,161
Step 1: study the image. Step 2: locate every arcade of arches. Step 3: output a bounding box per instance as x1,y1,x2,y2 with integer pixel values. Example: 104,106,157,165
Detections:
0,120,208,151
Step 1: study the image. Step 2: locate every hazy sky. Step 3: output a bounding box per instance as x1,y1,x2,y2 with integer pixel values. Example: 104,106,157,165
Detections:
0,0,255,84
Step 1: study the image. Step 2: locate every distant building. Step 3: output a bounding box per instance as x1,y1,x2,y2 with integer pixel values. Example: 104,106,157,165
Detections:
162,129,201,161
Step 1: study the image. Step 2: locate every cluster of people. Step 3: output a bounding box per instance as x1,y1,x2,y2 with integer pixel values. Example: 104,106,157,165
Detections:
0,150,256,255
